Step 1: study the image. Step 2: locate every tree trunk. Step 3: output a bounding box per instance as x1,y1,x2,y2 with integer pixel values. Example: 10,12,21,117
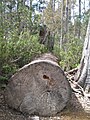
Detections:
65,0,69,34
78,0,81,38
83,0,85,12
73,19,90,113
89,0,90,9
60,0,64,49
39,26,54,52
5,53,71,116
29,0,33,31
75,18,90,89
68,0,71,21
17,0,21,35
48,32,55,52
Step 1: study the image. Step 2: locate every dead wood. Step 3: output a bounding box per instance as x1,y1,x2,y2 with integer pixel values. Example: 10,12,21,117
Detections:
4,54,71,117
65,68,78,75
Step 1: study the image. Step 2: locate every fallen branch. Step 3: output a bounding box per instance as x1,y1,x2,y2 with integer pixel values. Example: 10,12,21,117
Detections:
66,74,89,97
65,68,90,97
10,57,21,63
65,68,78,75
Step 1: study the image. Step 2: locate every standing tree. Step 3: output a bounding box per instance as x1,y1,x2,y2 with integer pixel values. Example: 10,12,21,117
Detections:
60,0,64,48
75,18,90,90
78,0,81,38
74,18,90,112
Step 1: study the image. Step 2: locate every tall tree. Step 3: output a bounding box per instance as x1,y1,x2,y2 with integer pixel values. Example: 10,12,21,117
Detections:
75,18,90,88
30,0,33,27
60,0,64,49
0,0,3,30
68,0,71,21
89,0,90,9
78,0,81,38
65,0,69,33
83,0,85,12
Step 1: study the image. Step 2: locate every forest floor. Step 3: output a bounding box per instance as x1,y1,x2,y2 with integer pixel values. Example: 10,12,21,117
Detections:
0,88,90,120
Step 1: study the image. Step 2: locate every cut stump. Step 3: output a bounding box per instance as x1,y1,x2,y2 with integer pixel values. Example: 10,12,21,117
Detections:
4,54,71,116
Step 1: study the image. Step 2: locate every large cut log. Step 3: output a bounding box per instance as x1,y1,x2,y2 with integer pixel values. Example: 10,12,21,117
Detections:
4,54,71,116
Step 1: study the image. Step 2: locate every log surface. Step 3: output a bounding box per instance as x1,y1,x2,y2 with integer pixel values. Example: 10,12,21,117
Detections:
5,54,71,116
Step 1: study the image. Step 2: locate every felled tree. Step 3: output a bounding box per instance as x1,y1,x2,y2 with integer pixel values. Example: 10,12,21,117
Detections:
5,53,71,116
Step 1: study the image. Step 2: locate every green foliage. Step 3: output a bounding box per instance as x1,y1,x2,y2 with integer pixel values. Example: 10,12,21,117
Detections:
0,0,89,87
0,0,48,85
54,35,83,71
81,10,90,40
0,30,47,84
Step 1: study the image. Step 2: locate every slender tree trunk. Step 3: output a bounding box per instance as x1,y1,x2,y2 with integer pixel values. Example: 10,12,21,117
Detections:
0,1,3,31
72,0,75,37
78,0,81,38
83,0,85,12
22,0,26,6
89,0,90,9
17,0,21,35
50,0,55,24
60,0,64,49
68,0,71,21
29,0,33,32
68,0,71,38
0,0,5,39
47,31,55,52
65,0,69,33
51,0,55,51
62,0,69,46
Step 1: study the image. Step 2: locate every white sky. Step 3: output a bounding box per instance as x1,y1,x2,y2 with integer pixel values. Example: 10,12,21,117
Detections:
27,0,89,15
75,0,89,14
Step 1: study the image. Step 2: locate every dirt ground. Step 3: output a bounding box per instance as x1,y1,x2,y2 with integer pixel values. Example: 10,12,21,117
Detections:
0,88,90,120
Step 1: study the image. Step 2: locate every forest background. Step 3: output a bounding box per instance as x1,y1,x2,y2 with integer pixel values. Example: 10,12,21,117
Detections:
0,0,90,87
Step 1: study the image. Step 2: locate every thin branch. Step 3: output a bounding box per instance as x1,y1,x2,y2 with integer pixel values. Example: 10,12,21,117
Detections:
10,57,21,63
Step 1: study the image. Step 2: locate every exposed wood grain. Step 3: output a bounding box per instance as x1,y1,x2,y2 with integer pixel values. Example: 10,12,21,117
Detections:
4,54,71,116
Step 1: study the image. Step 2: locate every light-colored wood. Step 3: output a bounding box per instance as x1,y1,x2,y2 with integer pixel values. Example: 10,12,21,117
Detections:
75,19,90,113
5,54,71,116
75,19,90,87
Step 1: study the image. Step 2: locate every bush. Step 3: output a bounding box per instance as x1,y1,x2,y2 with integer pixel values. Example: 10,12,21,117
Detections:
0,30,47,83
54,35,83,71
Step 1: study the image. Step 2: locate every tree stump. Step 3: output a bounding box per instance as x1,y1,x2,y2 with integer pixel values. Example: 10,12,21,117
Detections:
4,54,71,116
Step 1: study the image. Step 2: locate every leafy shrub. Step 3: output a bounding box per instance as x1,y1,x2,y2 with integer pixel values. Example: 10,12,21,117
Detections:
54,35,83,71
0,30,47,83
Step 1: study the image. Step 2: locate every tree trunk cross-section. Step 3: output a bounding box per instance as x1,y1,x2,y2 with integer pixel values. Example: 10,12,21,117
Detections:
4,54,71,116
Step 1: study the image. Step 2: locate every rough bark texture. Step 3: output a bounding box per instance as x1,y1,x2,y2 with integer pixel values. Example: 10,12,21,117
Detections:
75,19,90,88
39,26,54,52
4,54,71,117
75,19,90,113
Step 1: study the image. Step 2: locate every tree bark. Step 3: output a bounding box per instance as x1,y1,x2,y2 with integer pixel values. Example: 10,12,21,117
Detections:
75,19,90,88
5,53,71,116
60,0,64,49
78,0,81,38
39,26,54,52
65,0,69,34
